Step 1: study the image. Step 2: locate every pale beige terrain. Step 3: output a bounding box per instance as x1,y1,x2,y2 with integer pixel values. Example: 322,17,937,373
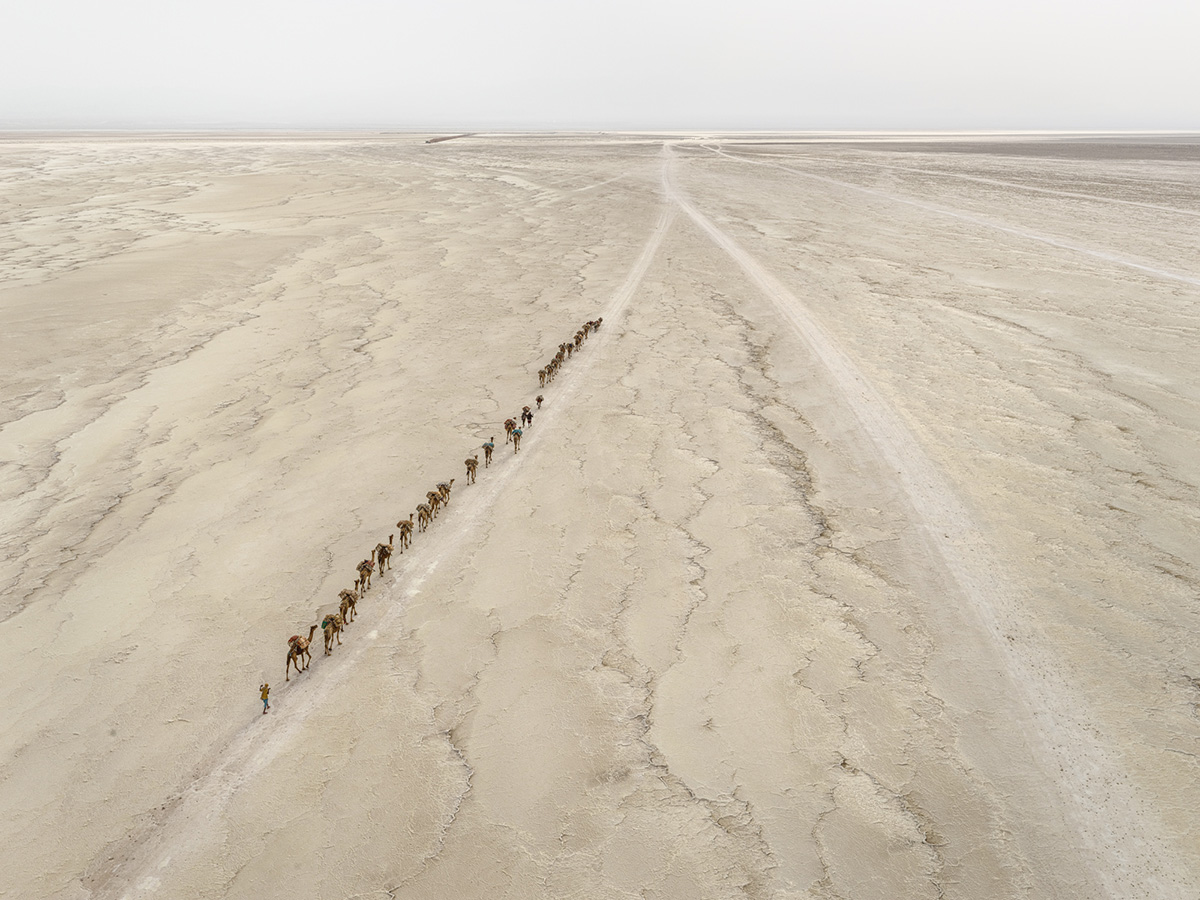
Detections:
1,133,1198,900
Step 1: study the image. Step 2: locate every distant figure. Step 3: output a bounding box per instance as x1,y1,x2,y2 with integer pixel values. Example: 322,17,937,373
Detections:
484,438,495,466
538,368,546,387
536,394,544,409
260,683,271,714
521,406,532,427
465,454,478,483
504,418,517,443
524,410,533,428
512,427,523,451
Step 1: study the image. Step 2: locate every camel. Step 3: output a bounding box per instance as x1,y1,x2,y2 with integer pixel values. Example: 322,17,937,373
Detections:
416,503,432,531
504,418,517,443
512,427,523,452
538,368,546,387
286,624,318,681
465,454,478,483
322,612,344,654
357,557,374,591
437,479,455,506
396,514,414,551
594,316,603,330
574,332,583,349
339,588,357,625
376,537,393,572
566,342,574,358
484,438,494,467
536,394,544,409
426,490,442,518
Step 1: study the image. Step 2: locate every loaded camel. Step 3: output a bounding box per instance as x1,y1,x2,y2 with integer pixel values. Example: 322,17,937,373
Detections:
416,502,432,532
465,454,478,483
483,438,495,467
426,490,442,518
437,479,455,506
286,624,318,681
322,612,344,655
396,514,414,551
376,536,393,572
504,418,517,443
356,556,374,592
339,588,357,625
512,427,523,452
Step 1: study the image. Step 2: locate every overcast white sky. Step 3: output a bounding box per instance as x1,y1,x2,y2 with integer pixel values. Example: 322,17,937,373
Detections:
2,0,1198,130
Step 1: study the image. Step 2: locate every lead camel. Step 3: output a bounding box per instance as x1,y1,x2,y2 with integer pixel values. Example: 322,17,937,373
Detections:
286,625,318,681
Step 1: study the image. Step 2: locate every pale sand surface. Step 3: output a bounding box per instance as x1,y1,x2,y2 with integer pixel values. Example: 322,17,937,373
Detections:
1,133,1198,899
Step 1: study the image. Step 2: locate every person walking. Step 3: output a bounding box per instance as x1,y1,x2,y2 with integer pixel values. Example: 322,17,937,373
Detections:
260,682,271,714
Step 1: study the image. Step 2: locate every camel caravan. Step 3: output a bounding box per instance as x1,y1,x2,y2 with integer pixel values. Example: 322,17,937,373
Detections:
276,318,601,693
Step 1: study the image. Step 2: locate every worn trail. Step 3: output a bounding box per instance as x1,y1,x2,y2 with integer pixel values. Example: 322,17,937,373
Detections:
665,143,1195,899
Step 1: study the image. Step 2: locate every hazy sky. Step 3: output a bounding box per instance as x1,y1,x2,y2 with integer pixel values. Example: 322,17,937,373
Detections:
3,0,1198,130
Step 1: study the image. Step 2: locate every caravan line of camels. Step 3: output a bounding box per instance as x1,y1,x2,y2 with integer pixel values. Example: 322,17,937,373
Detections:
284,317,603,683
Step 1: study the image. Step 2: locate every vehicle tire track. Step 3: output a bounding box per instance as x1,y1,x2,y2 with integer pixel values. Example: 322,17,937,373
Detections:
705,144,1200,288
663,143,1194,900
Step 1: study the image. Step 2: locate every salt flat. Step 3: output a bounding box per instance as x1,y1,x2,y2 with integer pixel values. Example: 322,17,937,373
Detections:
1,133,1198,899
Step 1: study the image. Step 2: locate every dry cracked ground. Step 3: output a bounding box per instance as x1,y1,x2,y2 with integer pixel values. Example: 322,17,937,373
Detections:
1,134,1198,900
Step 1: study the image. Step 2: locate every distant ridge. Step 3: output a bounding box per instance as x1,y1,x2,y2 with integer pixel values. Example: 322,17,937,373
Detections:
425,133,474,144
